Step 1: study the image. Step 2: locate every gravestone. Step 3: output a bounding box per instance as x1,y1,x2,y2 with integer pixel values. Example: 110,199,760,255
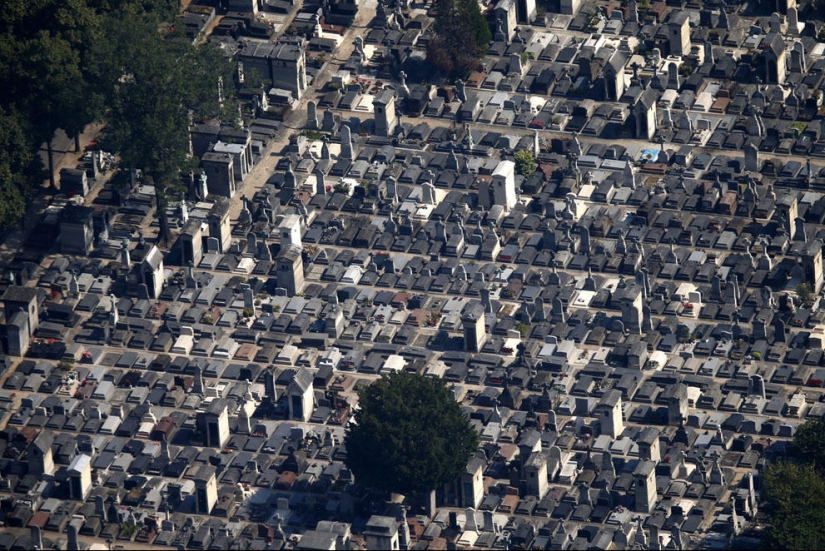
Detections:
624,160,636,189
137,283,150,300
465,508,479,532
704,42,714,65
455,79,467,102
795,217,807,241
663,103,672,126
194,365,204,395
481,288,493,313
259,242,272,261
652,48,662,66
757,287,772,313
31,526,43,551
509,53,523,76
584,268,596,291
787,6,799,34
749,374,766,399
247,233,258,255
790,41,806,73
322,109,337,132
551,297,566,323
533,297,546,322
206,236,220,254
422,182,436,205
667,62,681,91
340,125,355,161
769,12,785,34
773,316,786,343
710,274,723,302
307,101,319,130
752,318,766,340
314,169,326,196
386,177,398,204
67,525,79,551
642,305,653,331
456,265,467,280
436,221,447,242
718,6,729,29
95,495,108,522
243,288,254,310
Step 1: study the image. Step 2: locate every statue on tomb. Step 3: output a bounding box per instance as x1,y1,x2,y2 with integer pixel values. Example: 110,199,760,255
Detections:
198,172,209,200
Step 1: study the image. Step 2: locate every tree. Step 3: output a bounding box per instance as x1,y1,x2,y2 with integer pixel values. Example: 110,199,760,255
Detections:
344,371,479,497
763,462,825,550
514,149,536,176
91,9,235,244
426,0,491,77
0,108,43,229
796,282,815,308
792,417,825,471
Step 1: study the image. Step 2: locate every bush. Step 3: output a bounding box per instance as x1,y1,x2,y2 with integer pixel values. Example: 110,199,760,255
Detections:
514,149,537,176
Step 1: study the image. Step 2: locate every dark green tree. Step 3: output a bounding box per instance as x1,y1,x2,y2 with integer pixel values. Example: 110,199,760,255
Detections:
792,417,825,471
91,9,235,244
763,461,825,550
345,371,479,497
427,0,491,77
0,108,44,229
0,0,108,186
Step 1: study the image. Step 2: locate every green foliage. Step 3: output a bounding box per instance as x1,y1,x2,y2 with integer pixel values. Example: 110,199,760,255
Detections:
792,417,825,471
763,462,825,550
333,182,351,194
0,0,227,228
0,108,42,229
797,282,815,308
345,372,479,496
516,322,530,337
427,0,492,77
89,5,236,244
303,129,326,141
514,149,536,176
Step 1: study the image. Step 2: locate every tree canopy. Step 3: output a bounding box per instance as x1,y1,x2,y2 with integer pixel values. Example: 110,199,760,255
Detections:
763,461,825,550
344,371,479,497
514,149,537,176
761,417,825,550
0,0,234,233
792,416,825,470
426,0,491,78
88,6,235,244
